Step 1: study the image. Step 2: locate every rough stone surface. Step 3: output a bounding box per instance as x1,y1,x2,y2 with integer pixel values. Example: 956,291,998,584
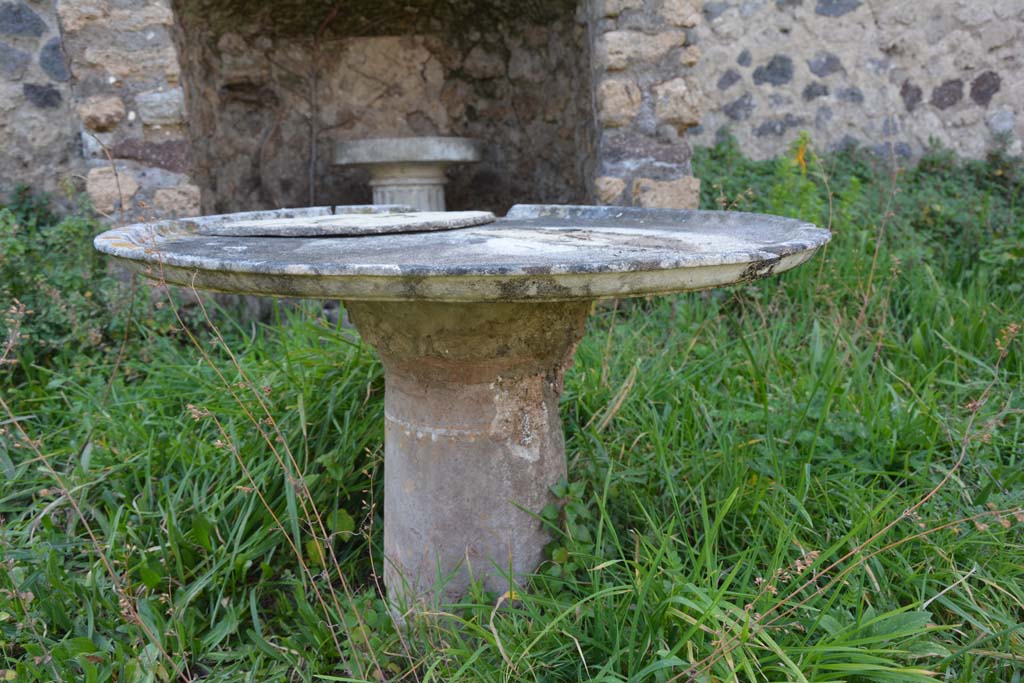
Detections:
632,176,701,209
78,41,180,81
814,0,860,17
463,44,505,79
803,81,828,101
86,165,140,214
0,41,29,78
110,138,189,172
594,175,626,203
77,94,125,131
0,2,45,37
662,0,701,27
587,1,702,205
987,108,1015,136
900,80,922,112
691,0,1024,159
152,183,201,217
653,77,702,130
136,88,184,125
61,2,172,33
807,51,843,78
23,82,61,107
600,0,645,17
754,113,805,137
597,78,642,127
836,86,863,104
717,68,740,90
596,30,687,71
723,92,754,120
970,71,1000,107
753,55,793,86
704,1,727,21
7,0,1023,217
931,79,963,110
39,36,69,81
679,44,701,67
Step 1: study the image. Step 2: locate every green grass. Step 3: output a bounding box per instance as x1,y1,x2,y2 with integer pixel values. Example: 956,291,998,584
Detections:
1,135,1022,682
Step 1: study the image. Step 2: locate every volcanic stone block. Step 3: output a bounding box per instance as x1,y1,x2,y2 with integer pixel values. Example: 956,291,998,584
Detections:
596,30,687,70
23,83,61,108
39,37,69,82
653,76,702,129
0,41,29,78
753,55,793,86
815,0,861,17
86,166,139,214
931,79,963,110
136,89,184,126
0,2,45,37
597,78,642,127
77,95,126,132
970,71,1000,107
631,176,701,209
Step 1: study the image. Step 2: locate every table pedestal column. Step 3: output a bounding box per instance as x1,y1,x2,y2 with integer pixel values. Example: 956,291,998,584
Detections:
346,300,591,607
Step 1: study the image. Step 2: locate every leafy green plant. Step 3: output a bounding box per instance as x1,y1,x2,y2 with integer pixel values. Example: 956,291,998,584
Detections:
1,184,58,229
0,190,187,382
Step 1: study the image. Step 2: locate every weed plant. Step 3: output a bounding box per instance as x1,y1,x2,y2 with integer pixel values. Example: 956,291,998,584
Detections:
0,135,1021,682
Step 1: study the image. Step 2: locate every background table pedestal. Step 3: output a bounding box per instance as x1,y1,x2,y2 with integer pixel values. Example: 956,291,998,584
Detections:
367,163,448,212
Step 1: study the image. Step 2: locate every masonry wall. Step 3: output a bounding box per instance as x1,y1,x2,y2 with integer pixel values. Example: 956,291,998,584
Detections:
1,0,80,207
5,0,1021,218
57,0,200,219
2,0,201,218
689,0,1023,159
588,0,703,207
4,0,707,217
172,6,596,215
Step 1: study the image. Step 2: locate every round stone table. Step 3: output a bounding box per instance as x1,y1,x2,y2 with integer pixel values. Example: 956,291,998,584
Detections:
94,203,830,607
335,136,482,211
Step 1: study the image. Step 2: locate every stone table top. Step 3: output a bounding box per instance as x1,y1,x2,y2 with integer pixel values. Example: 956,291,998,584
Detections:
94,204,831,302
335,137,482,165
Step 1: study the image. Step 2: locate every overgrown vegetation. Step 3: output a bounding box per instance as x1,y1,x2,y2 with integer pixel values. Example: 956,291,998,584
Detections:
1,136,1021,682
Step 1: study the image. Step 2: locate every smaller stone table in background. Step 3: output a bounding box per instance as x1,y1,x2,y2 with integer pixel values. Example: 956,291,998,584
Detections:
335,137,482,211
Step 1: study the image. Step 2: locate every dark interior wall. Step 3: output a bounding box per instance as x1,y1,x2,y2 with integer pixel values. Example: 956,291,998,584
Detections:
171,0,594,216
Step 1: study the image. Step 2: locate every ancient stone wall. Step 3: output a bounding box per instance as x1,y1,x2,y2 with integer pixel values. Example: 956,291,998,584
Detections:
57,0,200,219
588,0,703,208
689,0,1023,159
1,0,80,206
173,4,595,215
5,0,1020,217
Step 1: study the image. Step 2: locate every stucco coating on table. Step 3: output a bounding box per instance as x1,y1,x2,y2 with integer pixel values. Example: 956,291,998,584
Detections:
94,204,831,302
